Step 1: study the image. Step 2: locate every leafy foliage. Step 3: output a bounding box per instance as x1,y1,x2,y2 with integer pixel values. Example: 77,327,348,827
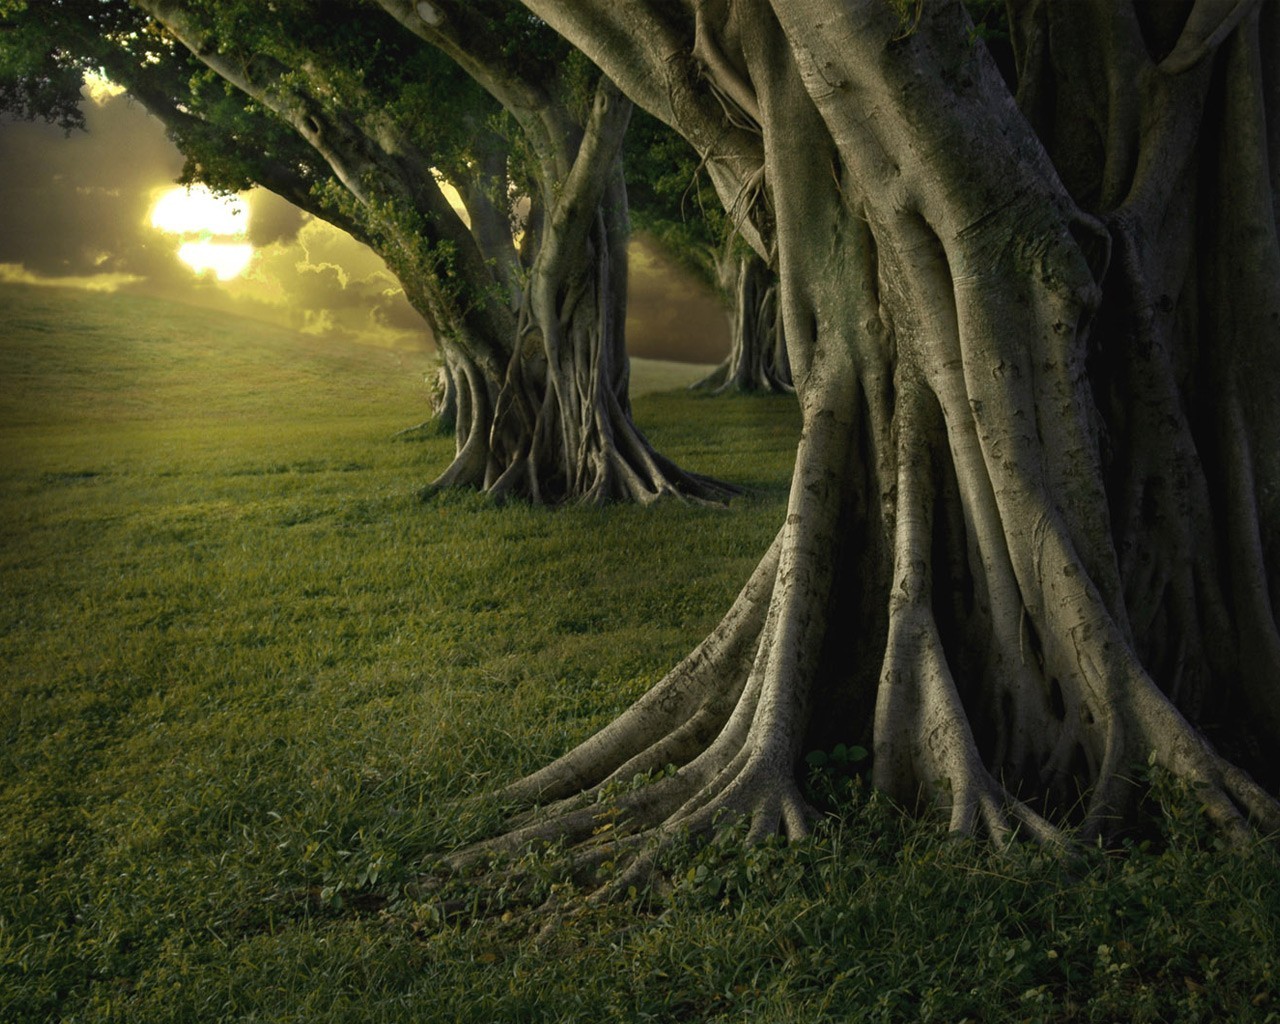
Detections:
0,0,127,130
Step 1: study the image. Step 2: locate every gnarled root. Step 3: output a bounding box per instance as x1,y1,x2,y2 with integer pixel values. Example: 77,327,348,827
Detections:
438,602,816,903
441,361,856,898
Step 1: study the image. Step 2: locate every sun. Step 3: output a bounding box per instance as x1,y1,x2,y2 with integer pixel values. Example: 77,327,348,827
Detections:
149,184,254,281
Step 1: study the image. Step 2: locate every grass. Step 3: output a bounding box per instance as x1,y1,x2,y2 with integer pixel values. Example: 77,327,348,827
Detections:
2,282,1278,1023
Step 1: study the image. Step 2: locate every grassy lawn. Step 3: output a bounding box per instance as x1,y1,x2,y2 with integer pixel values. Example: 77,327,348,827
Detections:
2,283,1277,1023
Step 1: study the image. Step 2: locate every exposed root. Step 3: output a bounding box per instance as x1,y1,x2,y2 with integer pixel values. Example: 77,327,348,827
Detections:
421,320,740,507
501,531,781,807
445,353,859,895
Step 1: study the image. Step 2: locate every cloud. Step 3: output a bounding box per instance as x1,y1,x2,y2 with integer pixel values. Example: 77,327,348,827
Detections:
0,262,143,291
247,190,308,247
0,95,184,280
221,217,426,347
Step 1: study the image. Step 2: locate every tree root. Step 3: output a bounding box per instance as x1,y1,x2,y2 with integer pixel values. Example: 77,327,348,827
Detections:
501,530,782,811
436,357,860,899
420,359,741,506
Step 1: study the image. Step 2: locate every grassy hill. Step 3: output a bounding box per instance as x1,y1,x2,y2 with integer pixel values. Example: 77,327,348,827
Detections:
1,283,1276,1023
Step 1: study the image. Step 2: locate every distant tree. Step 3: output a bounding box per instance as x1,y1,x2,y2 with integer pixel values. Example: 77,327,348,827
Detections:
440,0,1280,887
627,108,791,394
369,0,739,501
699,242,790,394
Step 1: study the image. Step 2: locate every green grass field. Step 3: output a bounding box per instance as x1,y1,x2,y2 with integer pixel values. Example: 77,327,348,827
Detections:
2,282,1278,1023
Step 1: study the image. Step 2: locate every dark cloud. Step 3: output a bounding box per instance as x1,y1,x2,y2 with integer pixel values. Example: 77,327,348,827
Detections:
370,286,429,333
0,96,184,279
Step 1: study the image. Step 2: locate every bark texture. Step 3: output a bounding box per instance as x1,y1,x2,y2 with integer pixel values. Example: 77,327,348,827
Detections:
459,0,1280,887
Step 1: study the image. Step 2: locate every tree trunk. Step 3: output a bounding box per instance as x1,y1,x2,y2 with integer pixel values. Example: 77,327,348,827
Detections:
466,0,1280,885
487,81,737,504
371,0,740,504
693,247,792,394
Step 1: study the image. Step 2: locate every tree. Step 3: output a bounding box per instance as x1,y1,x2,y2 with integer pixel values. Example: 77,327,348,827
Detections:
698,242,791,394
451,0,1280,886
627,108,792,394
371,0,740,503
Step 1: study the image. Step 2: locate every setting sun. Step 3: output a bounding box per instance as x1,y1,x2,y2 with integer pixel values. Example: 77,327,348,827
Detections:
149,184,253,280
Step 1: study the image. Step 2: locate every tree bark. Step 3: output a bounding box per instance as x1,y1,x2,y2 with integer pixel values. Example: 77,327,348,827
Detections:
463,0,1280,886
490,81,736,503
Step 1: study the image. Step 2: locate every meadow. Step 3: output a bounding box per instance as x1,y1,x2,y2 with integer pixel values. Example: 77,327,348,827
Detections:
1,282,1277,1023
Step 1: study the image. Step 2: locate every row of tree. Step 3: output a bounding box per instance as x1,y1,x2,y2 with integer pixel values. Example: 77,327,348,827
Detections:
2,0,788,508
4,0,1278,884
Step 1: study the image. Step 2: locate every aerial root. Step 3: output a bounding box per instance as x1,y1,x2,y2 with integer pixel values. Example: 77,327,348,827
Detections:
945,757,1066,848
423,330,739,506
594,395,742,505
1215,759,1280,832
1146,722,1280,842
870,383,1070,845
877,621,1067,848
1045,622,1280,843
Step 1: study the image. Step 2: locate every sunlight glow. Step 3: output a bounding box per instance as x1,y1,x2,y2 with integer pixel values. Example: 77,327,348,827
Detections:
150,185,249,236
149,184,253,280
175,241,255,281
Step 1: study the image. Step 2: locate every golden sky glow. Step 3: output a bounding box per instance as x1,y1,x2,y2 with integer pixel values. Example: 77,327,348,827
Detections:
149,184,254,280
150,184,249,236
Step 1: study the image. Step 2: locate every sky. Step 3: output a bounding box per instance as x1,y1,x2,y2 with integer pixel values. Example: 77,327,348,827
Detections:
0,83,730,363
